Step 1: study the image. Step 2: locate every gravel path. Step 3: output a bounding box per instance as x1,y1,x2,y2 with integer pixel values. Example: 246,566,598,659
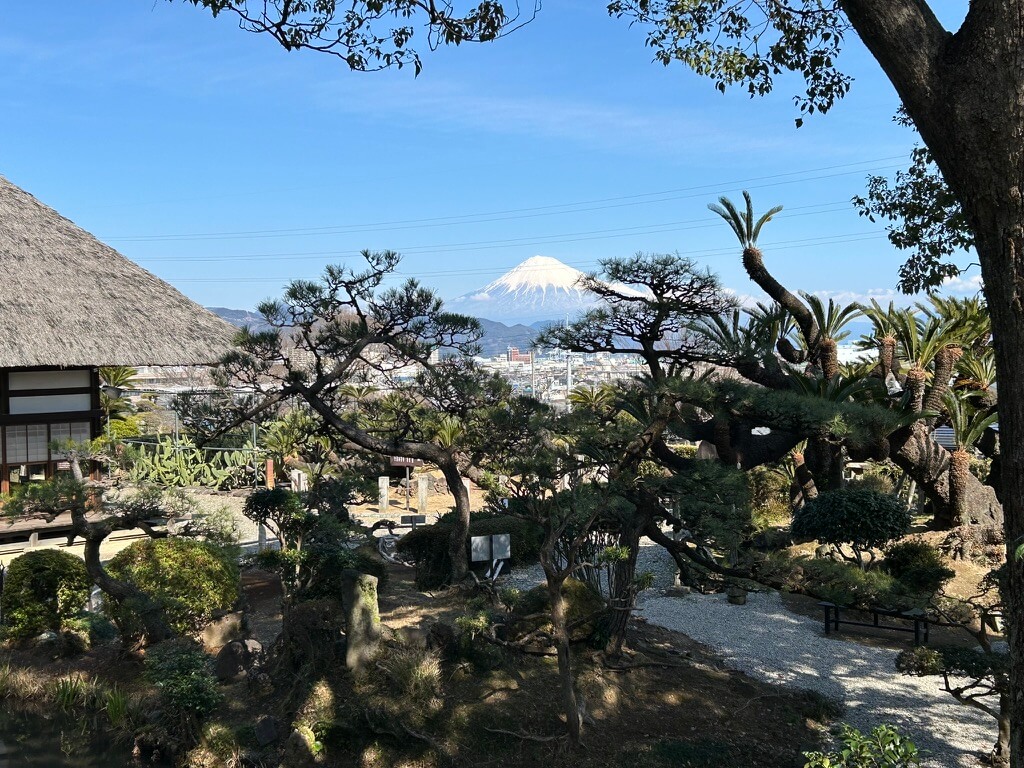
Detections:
507,542,996,767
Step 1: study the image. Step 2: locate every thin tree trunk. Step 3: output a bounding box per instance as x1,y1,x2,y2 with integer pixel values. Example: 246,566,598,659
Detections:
82,534,173,644
547,578,581,745
440,461,471,582
604,521,643,657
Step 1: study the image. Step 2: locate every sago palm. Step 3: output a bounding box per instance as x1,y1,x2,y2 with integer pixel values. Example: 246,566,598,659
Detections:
943,391,998,526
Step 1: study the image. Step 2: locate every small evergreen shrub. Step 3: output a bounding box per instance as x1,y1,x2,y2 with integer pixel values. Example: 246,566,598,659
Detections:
747,464,792,532
144,639,221,724
106,538,239,637
792,489,911,564
800,559,903,609
803,724,920,767
883,540,955,595
0,550,91,639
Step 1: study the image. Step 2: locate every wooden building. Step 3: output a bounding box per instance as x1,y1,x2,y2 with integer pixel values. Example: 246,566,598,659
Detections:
0,175,236,493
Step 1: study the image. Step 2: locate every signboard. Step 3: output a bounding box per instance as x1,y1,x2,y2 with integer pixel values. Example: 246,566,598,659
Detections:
470,535,492,562
389,456,424,468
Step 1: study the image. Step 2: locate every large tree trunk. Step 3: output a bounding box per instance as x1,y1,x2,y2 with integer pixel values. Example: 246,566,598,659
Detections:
891,424,1002,528
439,460,471,582
998,693,1012,768
763,4,1024,754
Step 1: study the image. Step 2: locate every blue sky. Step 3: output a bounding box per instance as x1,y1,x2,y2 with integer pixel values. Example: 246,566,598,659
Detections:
0,1,977,313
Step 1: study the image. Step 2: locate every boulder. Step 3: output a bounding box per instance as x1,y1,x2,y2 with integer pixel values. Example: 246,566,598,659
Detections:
214,638,263,682
253,714,279,747
281,727,318,768
201,611,245,650
726,585,748,605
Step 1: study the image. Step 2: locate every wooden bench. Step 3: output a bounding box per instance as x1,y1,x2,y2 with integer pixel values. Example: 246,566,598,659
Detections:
819,601,930,646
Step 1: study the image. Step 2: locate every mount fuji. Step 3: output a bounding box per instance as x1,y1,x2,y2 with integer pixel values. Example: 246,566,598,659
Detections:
446,255,622,325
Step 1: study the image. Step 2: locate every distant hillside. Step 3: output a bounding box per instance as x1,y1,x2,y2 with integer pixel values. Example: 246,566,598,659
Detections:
208,307,273,333
209,307,537,357
475,318,538,356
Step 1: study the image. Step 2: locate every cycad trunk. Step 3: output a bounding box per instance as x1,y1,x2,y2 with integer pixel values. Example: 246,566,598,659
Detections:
905,366,926,413
820,337,839,379
946,448,972,528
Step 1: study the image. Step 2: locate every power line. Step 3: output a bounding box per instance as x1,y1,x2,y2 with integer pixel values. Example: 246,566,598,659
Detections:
105,157,905,243
135,199,855,264
166,230,890,283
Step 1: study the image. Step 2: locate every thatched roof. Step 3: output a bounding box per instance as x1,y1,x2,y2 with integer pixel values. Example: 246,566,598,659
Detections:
0,175,237,368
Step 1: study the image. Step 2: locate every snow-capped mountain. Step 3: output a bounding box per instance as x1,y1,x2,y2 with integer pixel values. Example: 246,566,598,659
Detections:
446,255,615,324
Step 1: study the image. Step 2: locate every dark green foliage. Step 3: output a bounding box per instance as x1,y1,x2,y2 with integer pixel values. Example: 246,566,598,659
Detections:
254,536,388,601
396,513,543,589
748,464,792,531
144,638,221,724
799,559,908,610
243,487,308,545
897,644,1008,681
803,724,921,767
0,550,91,639
106,538,239,637
883,540,955,595
792,489,911,554
62,612,118,647
665,459,751,551
306,476,368,521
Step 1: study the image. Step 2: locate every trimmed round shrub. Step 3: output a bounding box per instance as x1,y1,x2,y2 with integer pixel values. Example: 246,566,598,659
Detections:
1,550,91,639
792,489,911,557
106,538,239,637
397,513,543,589
883,540,955,595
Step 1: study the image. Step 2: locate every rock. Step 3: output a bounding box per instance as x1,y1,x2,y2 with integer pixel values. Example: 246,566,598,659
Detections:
726,586,748,605
201,611,245,650
426,622,457,659
341,570,381,671
33,630,62,656
282,727,318,768
215,639,261,682
663,586,691,598
814,544,835,560
253,715,279,747
395,626,428,648
248,671,274,696
751,528,793,550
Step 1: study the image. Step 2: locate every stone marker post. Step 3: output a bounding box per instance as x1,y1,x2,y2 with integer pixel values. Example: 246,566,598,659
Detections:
418,476,429,515
341,569,381,671
378,476,389,515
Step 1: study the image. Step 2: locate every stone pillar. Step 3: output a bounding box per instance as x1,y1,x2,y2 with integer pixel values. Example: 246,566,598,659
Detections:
341,570,381,671
265,459,275,489
418,476,429,515
378,476,389,515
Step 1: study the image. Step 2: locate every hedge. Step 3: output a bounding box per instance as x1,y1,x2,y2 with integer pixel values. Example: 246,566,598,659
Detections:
106,538,239,637
1,549,91,639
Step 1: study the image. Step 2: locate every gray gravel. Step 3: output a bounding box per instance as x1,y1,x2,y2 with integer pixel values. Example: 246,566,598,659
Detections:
508,540,996,767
